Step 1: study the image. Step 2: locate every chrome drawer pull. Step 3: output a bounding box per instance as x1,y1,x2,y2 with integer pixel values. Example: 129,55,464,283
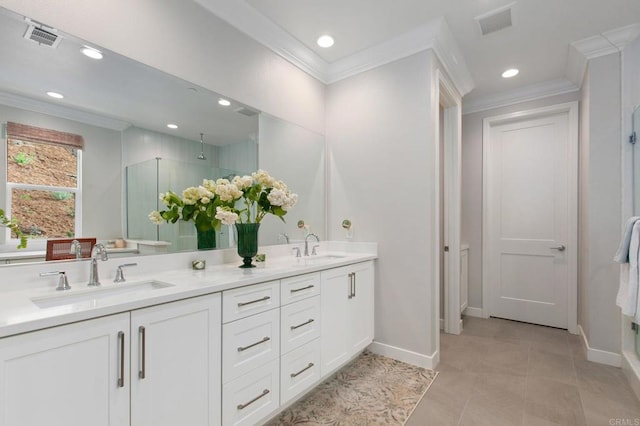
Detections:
290,362,314,378
138,326,146,379
237,296,270,307
290,318,315,330
237,389,270,410
290,284,314,293
237,336,270,352
117,331,125,388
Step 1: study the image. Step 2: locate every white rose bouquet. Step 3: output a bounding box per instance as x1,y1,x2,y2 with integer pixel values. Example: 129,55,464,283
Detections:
149,170,297,233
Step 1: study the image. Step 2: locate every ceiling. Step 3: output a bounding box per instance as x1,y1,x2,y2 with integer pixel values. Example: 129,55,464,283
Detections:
0,8,258,144
198,0,640,104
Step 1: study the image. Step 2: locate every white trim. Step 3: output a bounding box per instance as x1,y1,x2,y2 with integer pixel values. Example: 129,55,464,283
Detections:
368,341,438,370
463,306,484,318
437,69,463,336
482,102,579,332
192,1,475,93
622,349,640,401
579,325,622,367
462,79,578,115
0,91,130,131
566,23,640,87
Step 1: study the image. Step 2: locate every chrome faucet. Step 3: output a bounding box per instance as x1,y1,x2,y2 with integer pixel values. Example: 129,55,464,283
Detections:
69,239,82,259
88,243,108,287
278,233,290,244
304,233,320,256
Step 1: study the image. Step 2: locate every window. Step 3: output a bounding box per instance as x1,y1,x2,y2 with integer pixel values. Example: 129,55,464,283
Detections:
5,122,83,241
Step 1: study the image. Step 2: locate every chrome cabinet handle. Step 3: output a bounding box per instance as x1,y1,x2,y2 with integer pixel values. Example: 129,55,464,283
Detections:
550,245,566,251
348,273,353,299
290,362,314,378
290,284,314,293
237,389,270,410
290,318,314,330
237,296,270,307
353,272,357,298
117,331,125,388
237,336,270,352
138,326,146,379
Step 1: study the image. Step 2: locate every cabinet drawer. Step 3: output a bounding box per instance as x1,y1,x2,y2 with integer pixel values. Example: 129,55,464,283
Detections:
223,359,279,426
280,338,321,405
281,296,321,355
223,309,280,383
223,280,280,323
280,273,320,305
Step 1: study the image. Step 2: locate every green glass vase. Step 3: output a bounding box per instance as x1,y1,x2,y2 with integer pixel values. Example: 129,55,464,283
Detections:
196,228,216,250
235,223,260,268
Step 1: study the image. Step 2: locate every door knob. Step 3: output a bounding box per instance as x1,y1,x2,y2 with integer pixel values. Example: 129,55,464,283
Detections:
550,245,566,252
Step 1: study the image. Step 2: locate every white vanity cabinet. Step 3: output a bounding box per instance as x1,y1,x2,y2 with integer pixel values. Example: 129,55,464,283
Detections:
0,313,131,426
320,261,374,378
0,294,221,426
130,294,221,426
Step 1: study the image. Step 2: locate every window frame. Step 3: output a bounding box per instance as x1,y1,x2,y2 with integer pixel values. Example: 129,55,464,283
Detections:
4,135,83,250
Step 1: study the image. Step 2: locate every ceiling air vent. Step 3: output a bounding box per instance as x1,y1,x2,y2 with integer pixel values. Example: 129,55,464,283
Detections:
474,3,515,36
23,18,62,48
234,107,258,117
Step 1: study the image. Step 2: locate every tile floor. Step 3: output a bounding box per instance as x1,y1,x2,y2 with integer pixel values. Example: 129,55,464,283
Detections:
406,316,640,425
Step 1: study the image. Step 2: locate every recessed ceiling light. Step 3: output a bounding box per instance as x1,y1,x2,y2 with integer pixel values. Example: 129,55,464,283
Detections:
502,68,519,78
81,46,103,60
218,98,231,106
46,91,64,99
317,35,335,48
167,124,178,129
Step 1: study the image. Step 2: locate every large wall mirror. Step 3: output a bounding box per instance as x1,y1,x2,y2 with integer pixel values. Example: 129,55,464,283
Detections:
0,7,325,265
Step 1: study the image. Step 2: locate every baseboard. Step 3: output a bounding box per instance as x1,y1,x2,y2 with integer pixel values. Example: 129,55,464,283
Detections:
578,325,622,367
622,350,640,402
463,306,484,318
368,341,438,370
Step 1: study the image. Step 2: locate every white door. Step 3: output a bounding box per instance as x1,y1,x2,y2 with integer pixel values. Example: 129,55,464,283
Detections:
0,313,130,426
320,266,350,377
348,261,374,353
484,103,577,329
130,294,221,426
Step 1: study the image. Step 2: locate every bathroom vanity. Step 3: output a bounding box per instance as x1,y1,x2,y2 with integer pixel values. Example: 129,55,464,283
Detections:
0,246,375,426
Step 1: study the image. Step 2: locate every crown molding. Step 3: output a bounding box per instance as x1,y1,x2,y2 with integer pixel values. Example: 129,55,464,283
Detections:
462,78,579,115
193,0,328,82
193,0,474,95
566,23,640,87
0,91,131,131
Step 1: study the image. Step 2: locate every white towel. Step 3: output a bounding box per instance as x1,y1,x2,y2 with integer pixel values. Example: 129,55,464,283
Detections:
614,216,640,263
617,221,640,318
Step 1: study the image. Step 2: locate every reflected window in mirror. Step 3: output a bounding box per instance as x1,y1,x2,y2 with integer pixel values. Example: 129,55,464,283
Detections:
5,122,83,243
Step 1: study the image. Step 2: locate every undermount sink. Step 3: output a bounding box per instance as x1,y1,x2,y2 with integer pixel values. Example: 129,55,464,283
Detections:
293,254,347,265
31,280,175,309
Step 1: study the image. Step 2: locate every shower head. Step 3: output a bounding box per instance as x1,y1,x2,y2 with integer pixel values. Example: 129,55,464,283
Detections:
197,133,206,160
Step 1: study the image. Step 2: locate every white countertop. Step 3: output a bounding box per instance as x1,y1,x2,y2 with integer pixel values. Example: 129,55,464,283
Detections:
0,250,376,339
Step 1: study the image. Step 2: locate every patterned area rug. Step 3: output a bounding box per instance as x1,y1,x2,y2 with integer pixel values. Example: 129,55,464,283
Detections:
266,351,437,425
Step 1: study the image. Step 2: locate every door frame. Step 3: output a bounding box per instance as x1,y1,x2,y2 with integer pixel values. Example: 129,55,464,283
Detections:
481,101,579,334
435,70,463,335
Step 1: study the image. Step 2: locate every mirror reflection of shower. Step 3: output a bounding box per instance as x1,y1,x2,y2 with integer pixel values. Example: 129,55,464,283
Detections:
197,133,206,160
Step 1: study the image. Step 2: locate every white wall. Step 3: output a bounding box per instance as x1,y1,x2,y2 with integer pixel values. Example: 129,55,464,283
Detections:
0,104,122,244
0,0,325,136
327,51,439,362
579,53,622,354
461,92,580,310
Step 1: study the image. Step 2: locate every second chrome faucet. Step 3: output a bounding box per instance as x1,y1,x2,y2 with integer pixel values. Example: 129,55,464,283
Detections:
88,243,108,286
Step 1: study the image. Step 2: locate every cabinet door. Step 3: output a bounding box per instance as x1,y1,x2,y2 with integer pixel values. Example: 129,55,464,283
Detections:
348,261,375,354
320,266,350,377
131,294,221,426
0,313,130,426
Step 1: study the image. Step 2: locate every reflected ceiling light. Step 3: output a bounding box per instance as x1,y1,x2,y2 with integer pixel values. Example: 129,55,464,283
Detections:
218,98,231,106
46,91,64,99
167,124,178,129
81,46,103,60
501,68,519,78
317,35,334,48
